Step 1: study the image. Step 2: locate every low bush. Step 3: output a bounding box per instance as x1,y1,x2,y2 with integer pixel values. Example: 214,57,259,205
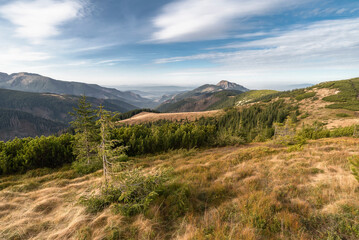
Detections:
295,92,316,101
349,155,359,182
80,168,172,216
72,159,102,175
320,78,359,111
336,113,350,118
300,112,310,119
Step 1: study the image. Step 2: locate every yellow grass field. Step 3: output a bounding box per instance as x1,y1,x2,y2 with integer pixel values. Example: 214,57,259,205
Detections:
1,137,359,239
118,110,222,125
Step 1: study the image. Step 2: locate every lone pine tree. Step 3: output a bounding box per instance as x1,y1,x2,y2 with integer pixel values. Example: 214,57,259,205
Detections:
70,96,98,166
97,105,126,183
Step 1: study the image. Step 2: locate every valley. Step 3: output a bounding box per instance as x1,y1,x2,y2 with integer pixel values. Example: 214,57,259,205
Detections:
1,76,359,240
2,1,359,239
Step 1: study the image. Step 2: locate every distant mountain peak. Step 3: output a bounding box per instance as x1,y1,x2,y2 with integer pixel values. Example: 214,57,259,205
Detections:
216,80,249,92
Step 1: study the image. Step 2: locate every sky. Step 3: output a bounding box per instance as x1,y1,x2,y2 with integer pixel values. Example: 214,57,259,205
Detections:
1,0,359,89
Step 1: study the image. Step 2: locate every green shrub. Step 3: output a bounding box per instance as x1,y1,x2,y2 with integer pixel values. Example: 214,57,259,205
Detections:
80,168,172,216
0,134,75,175
79,194,111,214
295,92,316,101
336,113,350,118
297,122,330,140
116,154,129,162
300,112,310,119
72,158,102,175
320,78,359,111
113,168,171,216
301,211,359,239
349,155,359,182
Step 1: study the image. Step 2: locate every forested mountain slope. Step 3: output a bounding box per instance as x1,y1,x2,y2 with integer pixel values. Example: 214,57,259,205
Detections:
0,72,155,108
0,109,67,141
0,88,137,140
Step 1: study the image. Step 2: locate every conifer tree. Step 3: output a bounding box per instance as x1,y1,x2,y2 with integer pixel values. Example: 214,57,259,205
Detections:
70,96,98,165
97,105,126,183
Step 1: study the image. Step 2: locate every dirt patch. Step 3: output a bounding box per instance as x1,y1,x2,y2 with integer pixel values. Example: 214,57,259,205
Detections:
41,93,66,100
326,119,359,129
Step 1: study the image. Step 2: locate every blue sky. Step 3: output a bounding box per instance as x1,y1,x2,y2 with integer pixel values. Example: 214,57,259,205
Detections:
1,0,359,89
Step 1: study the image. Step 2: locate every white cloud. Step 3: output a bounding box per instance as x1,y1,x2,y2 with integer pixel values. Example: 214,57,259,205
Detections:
0,48,51,62
150,0,309,43
154,17,359,70
0,0,84,43
95,58,133,65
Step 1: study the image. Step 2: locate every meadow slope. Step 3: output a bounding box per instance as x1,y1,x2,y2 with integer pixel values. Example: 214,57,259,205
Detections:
1,137,359,239
119,110,222,125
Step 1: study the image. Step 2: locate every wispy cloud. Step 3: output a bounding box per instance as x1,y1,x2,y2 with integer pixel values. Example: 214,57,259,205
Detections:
150,0,310,43
0,0,84,43
0,48,51,63
95,58,133,66
154,17,359,70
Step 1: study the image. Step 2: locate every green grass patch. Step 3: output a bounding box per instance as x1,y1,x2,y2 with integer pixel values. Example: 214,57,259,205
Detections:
295,92,316,101
317,78,359,111
336,113,350,118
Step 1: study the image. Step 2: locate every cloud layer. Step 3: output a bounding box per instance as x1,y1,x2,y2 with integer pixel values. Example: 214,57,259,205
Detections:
151,0,307,43
0,0,84,43
155,17,359,70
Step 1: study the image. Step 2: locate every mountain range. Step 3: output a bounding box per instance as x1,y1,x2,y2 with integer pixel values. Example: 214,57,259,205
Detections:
0,72,155,108
0,88,137,141
0,72,252,113
0,72,254,139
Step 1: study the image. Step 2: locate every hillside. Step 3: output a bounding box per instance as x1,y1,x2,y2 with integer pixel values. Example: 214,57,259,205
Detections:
119,110,222,125
157,80,249,112
208,89,279,110
0,88,137,140
157,90,242,112
0,109,67,141
1,138,358,239
175,80,248,100
127,77,359,131
157,77,359,114
236,77,359,129
0,72,155,108
2,77,359,239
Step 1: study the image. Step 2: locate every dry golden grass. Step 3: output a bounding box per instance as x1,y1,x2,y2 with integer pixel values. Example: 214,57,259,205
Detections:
297,88,359,128
1,137,359,239
118,110,222,125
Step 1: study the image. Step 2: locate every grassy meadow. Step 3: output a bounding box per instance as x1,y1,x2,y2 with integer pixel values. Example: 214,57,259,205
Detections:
1,137,359,239
2,79,359,239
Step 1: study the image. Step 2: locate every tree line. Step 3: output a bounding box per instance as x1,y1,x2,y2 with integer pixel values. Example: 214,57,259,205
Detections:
0,98,296,174
3,96,359,179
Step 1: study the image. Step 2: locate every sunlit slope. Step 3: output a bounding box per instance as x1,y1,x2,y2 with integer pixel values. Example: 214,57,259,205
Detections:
119,110,222,125
1,138,359,239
